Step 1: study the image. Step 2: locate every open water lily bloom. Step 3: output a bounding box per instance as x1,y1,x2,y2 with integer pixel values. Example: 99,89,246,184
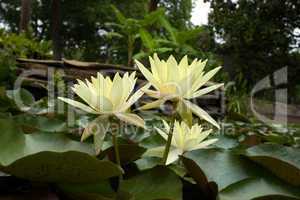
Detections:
58,72,150,129
144,120,218,165
135,54,223,128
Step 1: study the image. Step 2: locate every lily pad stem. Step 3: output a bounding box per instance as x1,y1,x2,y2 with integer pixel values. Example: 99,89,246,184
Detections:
162,115,176,165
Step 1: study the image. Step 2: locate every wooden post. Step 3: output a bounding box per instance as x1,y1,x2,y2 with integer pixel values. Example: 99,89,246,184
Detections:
148,0,159,12
52,0,63,60
19,0,32,33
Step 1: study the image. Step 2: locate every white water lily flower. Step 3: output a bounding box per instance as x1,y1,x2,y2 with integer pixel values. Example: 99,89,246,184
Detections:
58,72,150,129
135,54,223,128
144,120,218,165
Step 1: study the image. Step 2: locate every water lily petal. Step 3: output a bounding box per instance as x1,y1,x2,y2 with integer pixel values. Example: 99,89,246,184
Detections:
138,98,166,110
143,146,164,158
176,100,193,126
121,83,151,111
195,129,213,143
159,120,177,147
191,66,222,93
187,83,224,99
183,100,220,129
183,129,213,151
81,116,109,155
166,55,178,81
142,88,161,98
155,127,168,141
144,146,182,165
135,60,159,89
149,56,159,81
110,73,123,107
58,97,99,114
98,95,114,112
115,113,146,129
72,80,98,110
189,138,218,151
166,148,183,165
162,119,170,132
178,55,188,69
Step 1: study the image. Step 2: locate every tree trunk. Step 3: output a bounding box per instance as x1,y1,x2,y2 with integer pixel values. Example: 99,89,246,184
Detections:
19,0,32,33
52,0,63,60
148,0,159,12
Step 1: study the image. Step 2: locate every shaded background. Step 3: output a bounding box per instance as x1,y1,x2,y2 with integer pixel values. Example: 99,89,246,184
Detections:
0,0,300,105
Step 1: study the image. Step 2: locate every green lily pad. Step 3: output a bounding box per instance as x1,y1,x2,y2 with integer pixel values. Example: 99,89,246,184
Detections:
219,177,300,200
214,135,239,149
0,118,123,183
101,144,146,165
14,114,67,133
134,157,161,171
182,148,258,191
58,181,116,200
120,166,182,200
242,144,300,186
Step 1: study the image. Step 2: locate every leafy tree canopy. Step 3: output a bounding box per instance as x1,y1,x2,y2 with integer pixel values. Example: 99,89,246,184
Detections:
207,0,300,96
0,0,193,62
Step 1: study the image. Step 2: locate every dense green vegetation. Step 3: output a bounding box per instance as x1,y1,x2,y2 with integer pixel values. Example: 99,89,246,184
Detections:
208,0,300,103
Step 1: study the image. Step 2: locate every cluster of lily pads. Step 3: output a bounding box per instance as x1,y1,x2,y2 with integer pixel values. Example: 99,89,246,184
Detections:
0,54,299,200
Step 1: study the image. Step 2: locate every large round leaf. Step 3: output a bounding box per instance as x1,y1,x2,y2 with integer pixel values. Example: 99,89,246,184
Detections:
214,135,239,149
100,144,146,165
58,181,116,200
0,118,123,183
182,148,257,191
120,166,182,200
183,148,300,200
14,114,67,133
219,176,300,200
242,144,300,186
135,157,161,171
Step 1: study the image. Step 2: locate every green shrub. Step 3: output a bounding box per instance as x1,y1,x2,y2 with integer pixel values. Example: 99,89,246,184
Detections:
0,29,52,84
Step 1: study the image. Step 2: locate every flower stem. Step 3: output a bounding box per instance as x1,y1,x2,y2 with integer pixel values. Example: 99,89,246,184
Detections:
161,116,175,165
112,133,121,168
110,116,123,186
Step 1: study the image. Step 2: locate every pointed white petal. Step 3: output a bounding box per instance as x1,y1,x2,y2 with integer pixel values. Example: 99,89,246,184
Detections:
142,88,161,98
166,148,183,165
189,138,218,151
196,129,213,143
191,66,222,93
166,55,178,81
172,121,183,148
187,83,224,99
178,55,188,69
81,116,109,142
149,56,159,81
176,100,193,126
155,127,168,141
162,119,170,132
184,129,213,151
135,60,160,89
121,83,151,111
115,113,146,129
97,95,114,112
72,80,97,110
58,97,98,114
138,99,165,110
143,146,165,158
183,100,220,129
110,73,123,107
